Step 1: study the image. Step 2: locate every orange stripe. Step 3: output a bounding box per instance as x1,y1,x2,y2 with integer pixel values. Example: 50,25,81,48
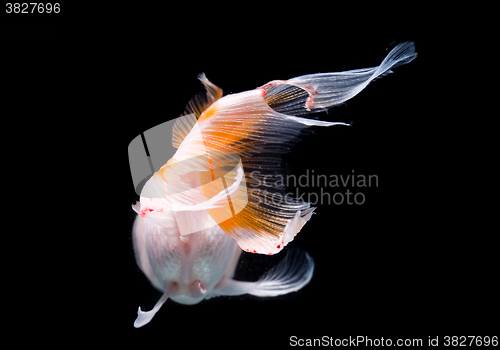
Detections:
220,176,236,216
203,141,215,181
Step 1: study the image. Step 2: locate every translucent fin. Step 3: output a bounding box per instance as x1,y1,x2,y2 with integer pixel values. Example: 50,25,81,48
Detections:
263,41,417,114
251,249,314,296
183,73,223,117
210,249,314,298
265,83,310,116
172,74,223,148
134,291,169,328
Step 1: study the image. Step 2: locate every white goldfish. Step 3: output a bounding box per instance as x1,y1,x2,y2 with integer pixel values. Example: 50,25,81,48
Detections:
131,42,417,327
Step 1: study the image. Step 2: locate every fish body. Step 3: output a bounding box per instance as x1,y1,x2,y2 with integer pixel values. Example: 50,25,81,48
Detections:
130,42,417,327
133,214,239,305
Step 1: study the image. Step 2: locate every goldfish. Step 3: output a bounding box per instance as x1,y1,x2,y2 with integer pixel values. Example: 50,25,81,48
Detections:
130,42,416,327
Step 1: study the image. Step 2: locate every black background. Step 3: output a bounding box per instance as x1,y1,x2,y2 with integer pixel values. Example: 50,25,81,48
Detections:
2,7,497,345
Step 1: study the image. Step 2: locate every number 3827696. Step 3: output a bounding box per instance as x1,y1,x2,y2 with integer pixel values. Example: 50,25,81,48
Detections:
444,336,498,347
6,3,60,13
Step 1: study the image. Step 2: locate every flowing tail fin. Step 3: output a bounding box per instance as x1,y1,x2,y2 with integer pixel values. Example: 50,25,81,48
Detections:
250,249,314,297
264,41,417,116
209,249,314,298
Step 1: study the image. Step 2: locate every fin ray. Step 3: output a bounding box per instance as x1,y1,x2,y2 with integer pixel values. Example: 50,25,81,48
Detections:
285,41,417,112
250,250,314,297
209,249,314,298
172,74,223,148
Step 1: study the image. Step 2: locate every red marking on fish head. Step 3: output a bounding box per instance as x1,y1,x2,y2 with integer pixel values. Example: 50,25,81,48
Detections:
259,87,266,98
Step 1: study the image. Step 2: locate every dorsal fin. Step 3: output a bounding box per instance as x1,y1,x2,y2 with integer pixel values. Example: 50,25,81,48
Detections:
172,74,223,148
184,73,223,117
